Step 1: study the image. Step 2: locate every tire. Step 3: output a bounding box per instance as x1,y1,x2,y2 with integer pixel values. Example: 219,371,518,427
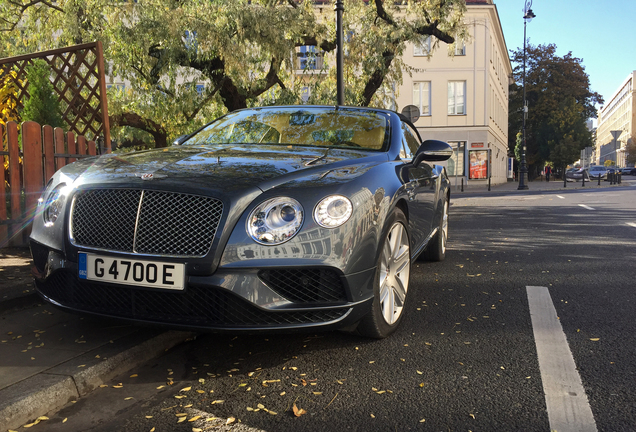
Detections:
423,195,448,262
356,208,410,339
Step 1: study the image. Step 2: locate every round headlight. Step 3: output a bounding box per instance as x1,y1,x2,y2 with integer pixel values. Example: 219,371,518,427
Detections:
247,197,304,245
43,184,67,226
314,195,353,228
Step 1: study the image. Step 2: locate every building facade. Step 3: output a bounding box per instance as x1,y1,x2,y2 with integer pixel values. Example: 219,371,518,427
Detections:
395,0,512,186
595,71,635,167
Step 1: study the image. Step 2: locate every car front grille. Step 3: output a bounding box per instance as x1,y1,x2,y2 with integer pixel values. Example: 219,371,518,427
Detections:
71,189,223,257
37,271,349,328
258,269,347,303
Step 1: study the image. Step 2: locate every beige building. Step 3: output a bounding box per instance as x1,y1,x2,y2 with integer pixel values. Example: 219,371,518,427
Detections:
595,71,635,167
395,0,512,185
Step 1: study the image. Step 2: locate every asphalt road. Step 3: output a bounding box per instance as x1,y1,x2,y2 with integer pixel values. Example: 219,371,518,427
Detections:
38,184,636,432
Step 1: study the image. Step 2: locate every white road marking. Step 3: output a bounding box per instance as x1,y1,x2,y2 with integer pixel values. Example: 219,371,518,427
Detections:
526,286,597,432
556,195,565,199
627,222,636,228
578,204,595,210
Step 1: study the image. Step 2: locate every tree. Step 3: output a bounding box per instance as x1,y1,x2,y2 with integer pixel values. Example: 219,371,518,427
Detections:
22,59,65,128
0,0,466,148
626,136,636,166
508,44,603,176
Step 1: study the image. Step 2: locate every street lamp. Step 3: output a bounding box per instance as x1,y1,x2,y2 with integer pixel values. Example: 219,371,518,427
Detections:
518,1,536,190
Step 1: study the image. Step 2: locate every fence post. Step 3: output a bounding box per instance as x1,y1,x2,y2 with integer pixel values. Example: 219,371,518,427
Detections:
54,127,66,170
22,122,44,241
7,122,21,246
43,125,56,181
0,124,7,243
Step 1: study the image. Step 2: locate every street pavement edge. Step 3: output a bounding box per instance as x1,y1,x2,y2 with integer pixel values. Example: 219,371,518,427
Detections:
0,329,194,431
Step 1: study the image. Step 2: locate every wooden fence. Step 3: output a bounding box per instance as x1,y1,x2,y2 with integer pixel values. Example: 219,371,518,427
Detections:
1,121,97,247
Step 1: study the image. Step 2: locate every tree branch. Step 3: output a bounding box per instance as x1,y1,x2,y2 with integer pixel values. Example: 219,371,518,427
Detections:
110,112,168,148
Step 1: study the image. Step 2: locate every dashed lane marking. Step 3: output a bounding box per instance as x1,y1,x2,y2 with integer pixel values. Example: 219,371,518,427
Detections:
526,286,597,432
556,195,565,199
578,204,595,210
627,222,636,228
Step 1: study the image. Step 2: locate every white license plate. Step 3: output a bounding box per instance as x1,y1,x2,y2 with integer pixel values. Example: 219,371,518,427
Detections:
78,253,185,290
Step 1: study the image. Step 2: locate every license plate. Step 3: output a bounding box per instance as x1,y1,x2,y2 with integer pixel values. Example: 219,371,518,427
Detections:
78,252,185,290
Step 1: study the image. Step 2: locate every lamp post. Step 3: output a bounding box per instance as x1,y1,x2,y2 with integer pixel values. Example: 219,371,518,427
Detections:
518,1,536,190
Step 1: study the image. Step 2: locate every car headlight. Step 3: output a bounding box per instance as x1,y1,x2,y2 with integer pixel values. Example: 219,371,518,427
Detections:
40,183,67,226
314,195,353,228
247,197,304,245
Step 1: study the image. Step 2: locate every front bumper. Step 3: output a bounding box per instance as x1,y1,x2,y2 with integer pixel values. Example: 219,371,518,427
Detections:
31,241,375,332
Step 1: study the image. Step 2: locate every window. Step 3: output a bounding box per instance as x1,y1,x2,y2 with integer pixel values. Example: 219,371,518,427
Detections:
297,45,324,70
196,84,205,96
454,40,466,56
400,123,421,161
448,81,466,115
184,30,198,52
412,82,431,116
414,36,431,56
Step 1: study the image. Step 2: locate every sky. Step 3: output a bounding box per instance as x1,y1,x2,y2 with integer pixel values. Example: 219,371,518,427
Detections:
494,0,636,113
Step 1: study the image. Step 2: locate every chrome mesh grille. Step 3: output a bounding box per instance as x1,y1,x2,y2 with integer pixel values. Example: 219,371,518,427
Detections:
71,189,223,257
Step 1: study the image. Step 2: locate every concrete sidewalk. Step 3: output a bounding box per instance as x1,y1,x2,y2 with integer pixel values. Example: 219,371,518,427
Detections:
0,248,193,431
449,175,635,195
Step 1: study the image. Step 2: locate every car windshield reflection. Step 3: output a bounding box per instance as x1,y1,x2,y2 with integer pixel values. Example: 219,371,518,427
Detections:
184,107,390,151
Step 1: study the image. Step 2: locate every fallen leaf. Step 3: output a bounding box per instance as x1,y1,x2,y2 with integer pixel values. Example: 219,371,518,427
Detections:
62,418,68,423
193,429,203,432
180,386,192,392
419,419,426,423
130,374,138,378
145,416,153,419
176,413,187,417
313,391,323,395
156,385,165,389
590,338,600,341
177,416,187,423
211,400,225,405
175,395,187,399
469,413,475,419
124,397,133,400
226,417,236,425
150,428,155,432
293,403,307,417
188,416,202,422
112,385,123,389
416,370,423,375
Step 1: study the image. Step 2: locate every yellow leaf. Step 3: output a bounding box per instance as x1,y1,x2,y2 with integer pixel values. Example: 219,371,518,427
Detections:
420,419,426,423
145,416,153,419
37,416,49,421
313,391,323,395
268,410,277,415
113,385,123,389
196,390,205,394
124,397,133,400
193,429,203,432
62,418,68,423
293,403,307,417
176,413,188,417
188,416,202,422
280,391,286,395
226,417,236,424
370,413,375,418
150,428,155,432
211,400,224,404
469,413,475,419
416,370,423,375
590,338,600,341
177,416,187,423
130,374,138,378
180,386,192,392
175,395,187,399
156,385,165,389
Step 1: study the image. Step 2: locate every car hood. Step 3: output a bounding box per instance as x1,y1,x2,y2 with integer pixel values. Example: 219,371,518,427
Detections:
60,144,386,194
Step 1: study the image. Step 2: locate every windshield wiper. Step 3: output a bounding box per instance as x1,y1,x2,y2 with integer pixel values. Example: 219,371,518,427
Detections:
304,147,331,166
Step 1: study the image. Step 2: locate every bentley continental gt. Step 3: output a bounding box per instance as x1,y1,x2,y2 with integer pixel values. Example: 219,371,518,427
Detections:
30,106,452,338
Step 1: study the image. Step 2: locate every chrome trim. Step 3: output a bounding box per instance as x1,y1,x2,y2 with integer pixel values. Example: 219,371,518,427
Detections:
132,190,145,254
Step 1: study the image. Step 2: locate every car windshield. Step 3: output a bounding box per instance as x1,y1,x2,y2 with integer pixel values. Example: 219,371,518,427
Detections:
590,167,604,171
184,107,390,151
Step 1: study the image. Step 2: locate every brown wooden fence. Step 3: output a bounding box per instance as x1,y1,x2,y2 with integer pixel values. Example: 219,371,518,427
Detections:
1,121,97,247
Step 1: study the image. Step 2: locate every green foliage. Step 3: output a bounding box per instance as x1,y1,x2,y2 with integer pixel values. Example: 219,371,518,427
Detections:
626,137,636,165
22,60,65,128
514,132,522,162
1,0,466,148
508,44,603,170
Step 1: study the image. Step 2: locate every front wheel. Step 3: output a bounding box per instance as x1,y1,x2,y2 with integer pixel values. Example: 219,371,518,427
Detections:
356,208,410,339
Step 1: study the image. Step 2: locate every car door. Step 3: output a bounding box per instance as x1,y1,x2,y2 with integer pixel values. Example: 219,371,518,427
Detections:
400,123,435,251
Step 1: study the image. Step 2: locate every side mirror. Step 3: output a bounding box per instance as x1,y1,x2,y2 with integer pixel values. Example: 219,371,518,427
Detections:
172,135,189,146
413,139,453,166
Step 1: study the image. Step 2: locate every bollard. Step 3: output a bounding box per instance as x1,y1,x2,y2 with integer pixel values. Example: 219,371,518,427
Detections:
563,174,566,188
488,177,491,191
598,174,601,186
582,173,585,187
461,178,464,192
619,172,621,184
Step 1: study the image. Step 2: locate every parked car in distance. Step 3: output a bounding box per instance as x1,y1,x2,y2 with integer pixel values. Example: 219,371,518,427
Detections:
566,167,586,181
621,167,636,175
30,105,453,339
588,165,608,180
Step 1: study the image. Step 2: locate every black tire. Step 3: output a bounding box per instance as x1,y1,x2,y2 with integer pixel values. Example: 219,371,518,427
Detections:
423,194,448,262
356,208,410,339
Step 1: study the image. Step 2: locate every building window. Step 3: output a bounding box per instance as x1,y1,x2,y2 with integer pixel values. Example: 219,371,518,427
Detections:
412,81,431,116
414,36,431,56
448,81,466,115
184,30,198,52
454,40,466,56
297,45,324,70
196,84,205,95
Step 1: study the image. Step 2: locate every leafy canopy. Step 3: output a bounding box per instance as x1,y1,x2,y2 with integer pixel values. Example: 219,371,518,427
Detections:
508,43,603,171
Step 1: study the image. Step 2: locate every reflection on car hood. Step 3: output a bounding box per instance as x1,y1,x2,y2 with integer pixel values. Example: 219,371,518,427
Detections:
61,144,385,193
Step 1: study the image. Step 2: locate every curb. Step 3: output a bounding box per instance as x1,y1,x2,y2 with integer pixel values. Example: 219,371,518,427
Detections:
0,329,194,431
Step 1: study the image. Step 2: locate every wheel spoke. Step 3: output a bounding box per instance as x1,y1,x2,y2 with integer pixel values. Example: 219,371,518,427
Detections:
394,246,409,274
393,276,407,305
382,285,395,323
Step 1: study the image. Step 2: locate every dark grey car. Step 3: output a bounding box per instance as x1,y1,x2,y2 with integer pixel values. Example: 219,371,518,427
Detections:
30,106,452,338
